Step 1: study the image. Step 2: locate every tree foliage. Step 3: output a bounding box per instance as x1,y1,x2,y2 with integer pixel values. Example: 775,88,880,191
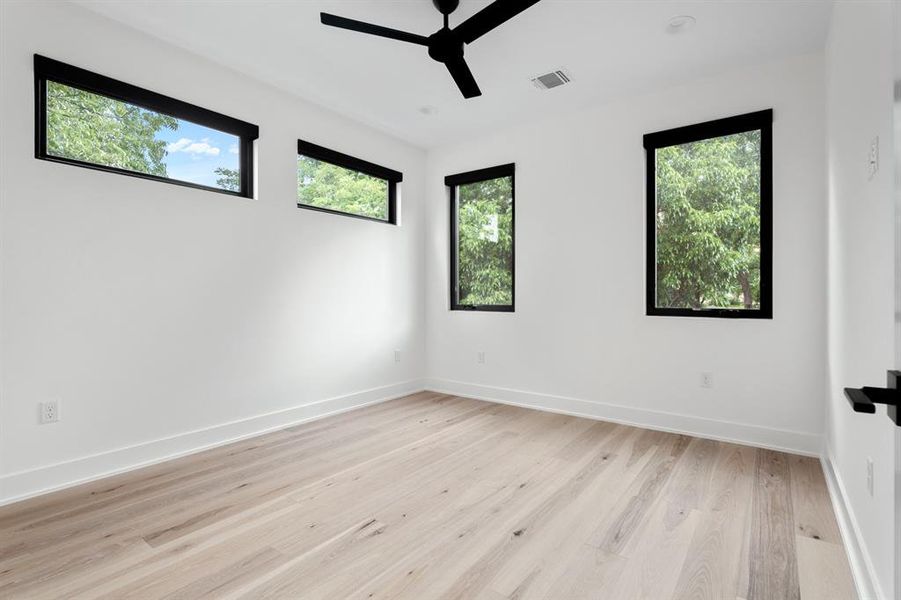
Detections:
297,156,388,220
215,167,240,192
655,131,761,309
46,81,177,176
456,176,513,306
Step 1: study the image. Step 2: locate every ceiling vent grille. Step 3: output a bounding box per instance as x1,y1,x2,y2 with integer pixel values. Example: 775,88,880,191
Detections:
531,69,572,90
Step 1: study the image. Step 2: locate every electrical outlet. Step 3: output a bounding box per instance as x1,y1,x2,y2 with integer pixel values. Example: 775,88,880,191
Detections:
477,351,486,364
866,457,874,496
867,136,879,180
394,350,401,363
700,372,713,389
40,400,59,424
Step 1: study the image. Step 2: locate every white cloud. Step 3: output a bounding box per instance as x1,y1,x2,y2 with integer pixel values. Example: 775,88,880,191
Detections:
166,137,220,157
228,143,239,155
166,138,191,152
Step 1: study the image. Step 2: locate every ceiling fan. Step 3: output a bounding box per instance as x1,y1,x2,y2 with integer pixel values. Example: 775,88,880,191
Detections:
320,0,542,99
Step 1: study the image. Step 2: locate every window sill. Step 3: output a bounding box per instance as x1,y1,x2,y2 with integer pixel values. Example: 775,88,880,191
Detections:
451,305,515,313
646,307,772,319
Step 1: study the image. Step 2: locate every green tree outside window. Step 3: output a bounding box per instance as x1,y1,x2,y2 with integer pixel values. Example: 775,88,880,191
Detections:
455,175,513,306
297,156,389,221
46,81,177,176
654,131,762,310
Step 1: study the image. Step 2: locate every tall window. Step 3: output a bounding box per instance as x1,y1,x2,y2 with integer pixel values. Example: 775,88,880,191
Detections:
447,164,515,312
34,55,258,198
297,140,401,224
644,110,772,319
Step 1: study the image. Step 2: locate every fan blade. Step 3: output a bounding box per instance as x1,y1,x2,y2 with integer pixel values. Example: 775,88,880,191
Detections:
445,56,481,98
320,13,429,46
454,0,541,44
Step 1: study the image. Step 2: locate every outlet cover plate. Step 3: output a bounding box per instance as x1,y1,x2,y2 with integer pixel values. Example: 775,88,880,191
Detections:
40,400,59,424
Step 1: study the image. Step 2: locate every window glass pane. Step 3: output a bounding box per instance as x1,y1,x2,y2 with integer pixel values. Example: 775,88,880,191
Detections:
46,81,241,191
654,130,761,310
456,175,513,306
297,155,390,221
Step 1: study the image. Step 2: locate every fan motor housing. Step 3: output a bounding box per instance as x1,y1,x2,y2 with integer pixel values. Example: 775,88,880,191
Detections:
428,28,464,63
432,0,460,15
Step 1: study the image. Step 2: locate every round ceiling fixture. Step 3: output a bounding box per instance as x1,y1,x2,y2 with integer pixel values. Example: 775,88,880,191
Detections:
667,15,696,33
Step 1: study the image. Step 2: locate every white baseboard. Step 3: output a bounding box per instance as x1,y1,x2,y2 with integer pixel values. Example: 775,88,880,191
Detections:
0,379,426,507
820,453,884,600
425,378,822,456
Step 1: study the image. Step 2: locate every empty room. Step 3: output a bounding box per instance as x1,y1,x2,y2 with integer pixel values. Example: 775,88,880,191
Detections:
0,0,899,598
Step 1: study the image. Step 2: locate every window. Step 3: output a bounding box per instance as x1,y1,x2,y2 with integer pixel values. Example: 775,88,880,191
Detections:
34,55,258,198
447,164,515,312
644,110,772,319
297,140,401,224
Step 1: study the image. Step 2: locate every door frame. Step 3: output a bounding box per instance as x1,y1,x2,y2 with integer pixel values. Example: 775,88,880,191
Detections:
893,3,901,598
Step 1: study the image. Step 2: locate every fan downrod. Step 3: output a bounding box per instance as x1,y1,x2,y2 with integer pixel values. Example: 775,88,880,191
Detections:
432,0,459,16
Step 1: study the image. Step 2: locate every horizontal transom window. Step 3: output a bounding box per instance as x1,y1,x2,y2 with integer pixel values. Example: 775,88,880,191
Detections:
34,55,259,198
297,140,402,224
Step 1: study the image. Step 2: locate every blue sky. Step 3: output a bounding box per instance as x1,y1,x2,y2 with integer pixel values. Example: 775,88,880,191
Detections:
156,120,240,188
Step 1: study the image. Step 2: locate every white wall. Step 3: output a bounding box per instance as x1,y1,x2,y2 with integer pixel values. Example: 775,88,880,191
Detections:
0,1,426,503
825,2,897,599
424,53,827,455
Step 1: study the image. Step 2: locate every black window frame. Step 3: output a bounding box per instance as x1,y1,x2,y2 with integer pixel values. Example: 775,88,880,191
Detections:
446,163,516,313
34,55,258,198
643,109,773,320
296,139,402,225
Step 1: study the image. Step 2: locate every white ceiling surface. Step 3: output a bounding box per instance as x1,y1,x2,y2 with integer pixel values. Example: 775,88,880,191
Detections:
73,0,832,149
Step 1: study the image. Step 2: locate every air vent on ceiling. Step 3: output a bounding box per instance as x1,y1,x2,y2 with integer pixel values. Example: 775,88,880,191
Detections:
531,69,572,90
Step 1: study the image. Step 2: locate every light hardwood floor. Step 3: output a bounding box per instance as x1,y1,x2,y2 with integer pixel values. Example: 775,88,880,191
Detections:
0,392,855,599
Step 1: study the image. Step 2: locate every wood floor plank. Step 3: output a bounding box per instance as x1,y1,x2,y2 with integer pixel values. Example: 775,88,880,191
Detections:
544,545,626,600
58,498,304,599
665,437,721,511
599,501,702,599
795,536,857,600
478,428,658,600
788,455,843,545
0,394,855,600
670,443,757,600
747,449,801,600
588,432,691,554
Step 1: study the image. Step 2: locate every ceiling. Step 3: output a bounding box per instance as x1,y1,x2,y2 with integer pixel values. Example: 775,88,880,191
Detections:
74,0,832,149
